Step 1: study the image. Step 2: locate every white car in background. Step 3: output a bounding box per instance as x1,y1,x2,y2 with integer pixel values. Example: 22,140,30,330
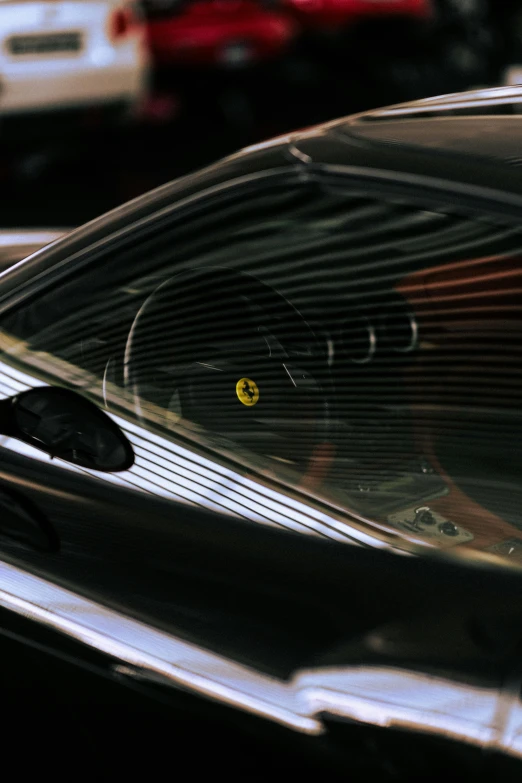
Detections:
0,0,148,122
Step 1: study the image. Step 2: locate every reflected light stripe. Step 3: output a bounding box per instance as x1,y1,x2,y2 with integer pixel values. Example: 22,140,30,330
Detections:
117,417,384,545
131,444,343,534
0,557,521,756
0,557,321,735
0,359,389,547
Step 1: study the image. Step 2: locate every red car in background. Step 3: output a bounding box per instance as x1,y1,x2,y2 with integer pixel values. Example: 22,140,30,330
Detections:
139,0,484,131
143,0,298,68
143,0,434,70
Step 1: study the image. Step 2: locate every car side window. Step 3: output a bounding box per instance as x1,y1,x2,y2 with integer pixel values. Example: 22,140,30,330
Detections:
0,175,522,562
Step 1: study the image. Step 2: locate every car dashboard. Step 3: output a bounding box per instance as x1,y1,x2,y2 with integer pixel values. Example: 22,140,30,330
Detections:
70,253,519,561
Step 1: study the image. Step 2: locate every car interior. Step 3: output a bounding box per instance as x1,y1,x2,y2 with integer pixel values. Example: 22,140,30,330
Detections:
1,177,522,563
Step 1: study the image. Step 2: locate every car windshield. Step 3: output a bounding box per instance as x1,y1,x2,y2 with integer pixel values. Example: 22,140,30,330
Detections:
0,176,521,565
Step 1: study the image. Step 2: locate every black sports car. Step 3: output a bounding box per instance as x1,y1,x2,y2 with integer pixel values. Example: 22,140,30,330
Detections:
1,86,522,779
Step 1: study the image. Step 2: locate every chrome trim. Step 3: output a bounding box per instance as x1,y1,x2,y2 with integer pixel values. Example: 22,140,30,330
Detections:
1,557,522,758
356,86,522,120
288,144,312,165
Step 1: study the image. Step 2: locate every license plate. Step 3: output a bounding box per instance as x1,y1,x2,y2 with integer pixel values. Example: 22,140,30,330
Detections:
7,32,82,56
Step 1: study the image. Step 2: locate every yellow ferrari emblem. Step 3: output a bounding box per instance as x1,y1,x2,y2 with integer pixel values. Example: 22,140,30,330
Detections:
236,377,259,406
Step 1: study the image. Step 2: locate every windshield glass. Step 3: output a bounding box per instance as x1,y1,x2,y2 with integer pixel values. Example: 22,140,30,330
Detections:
0,176,521,565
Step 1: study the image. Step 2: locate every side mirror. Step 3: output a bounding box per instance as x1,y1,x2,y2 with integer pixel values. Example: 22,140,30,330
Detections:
0,387,134,472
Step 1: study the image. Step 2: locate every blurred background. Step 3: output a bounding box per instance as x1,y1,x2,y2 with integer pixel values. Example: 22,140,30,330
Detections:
2,0,522,230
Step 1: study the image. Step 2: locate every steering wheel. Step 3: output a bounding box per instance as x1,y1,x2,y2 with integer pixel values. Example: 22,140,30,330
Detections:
124,267,333,476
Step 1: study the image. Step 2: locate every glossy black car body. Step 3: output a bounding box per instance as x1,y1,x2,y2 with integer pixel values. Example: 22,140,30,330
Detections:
2,86,522,778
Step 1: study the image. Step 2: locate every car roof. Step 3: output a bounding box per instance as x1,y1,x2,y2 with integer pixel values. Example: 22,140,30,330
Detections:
341,86,522,167
281,86,522,199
